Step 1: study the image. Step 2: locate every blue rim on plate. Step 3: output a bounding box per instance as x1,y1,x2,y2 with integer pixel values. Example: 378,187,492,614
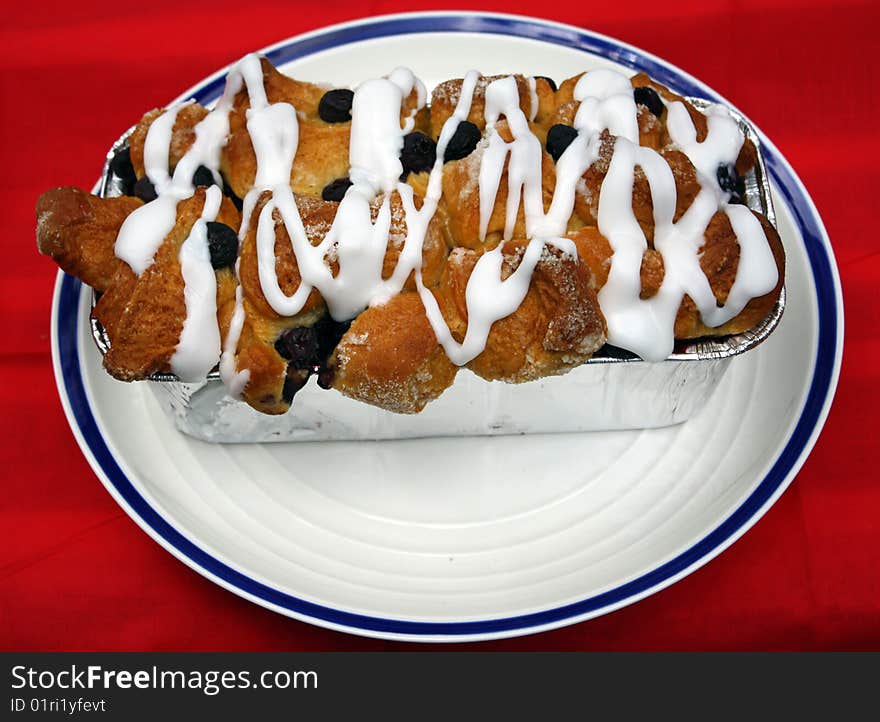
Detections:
51,12,842,641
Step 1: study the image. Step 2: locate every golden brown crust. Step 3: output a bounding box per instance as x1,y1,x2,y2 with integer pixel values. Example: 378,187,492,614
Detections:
129,104,209,179
36,187,142,292
380,191,448,289
330,292,458,414
628,72,756,173
430,74,553,139
238,191,328,323
568,213,785,340
92,189,240,381
222,58,428,200
573,136,703,241
232,188,449,414
675,211,785,338
235,327,292,415
441,122,557,249
221,59,350,199
436,240,606,383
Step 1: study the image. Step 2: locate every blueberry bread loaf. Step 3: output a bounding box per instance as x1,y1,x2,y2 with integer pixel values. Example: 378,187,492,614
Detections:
36,55,784,416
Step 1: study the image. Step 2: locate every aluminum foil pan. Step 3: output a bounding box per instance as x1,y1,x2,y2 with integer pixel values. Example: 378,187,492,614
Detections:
91,97,784,441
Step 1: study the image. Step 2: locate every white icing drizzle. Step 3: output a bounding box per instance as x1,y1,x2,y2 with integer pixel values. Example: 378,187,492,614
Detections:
115,84,237,276
114,54,260,390
424,239,549,365
219,266,250,397
246,63,556,368
591,86,778,360
527,76,539,122
170,185,223,380
388,66,427,133
573,69,639,144
114,106,182,276
596,137,684,358
428,68,776,363
348,79,408,193
414,72,583,366
477,76,599,243
252,65,434,322
112,55,780,397
666,103,743,196
143,105,182,189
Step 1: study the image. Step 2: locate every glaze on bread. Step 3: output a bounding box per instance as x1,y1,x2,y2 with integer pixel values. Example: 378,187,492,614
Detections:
36,55,784,416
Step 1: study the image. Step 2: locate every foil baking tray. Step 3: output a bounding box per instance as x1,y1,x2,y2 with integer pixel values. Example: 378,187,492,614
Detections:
91,96,784,442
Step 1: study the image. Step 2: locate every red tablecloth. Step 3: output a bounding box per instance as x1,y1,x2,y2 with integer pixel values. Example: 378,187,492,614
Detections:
3,0,877,651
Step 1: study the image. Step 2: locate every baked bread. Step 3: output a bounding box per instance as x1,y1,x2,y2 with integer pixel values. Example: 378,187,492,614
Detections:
36,54,784,416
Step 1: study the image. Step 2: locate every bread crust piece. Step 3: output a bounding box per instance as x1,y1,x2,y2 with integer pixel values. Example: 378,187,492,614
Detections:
550,99,662,151
233,188,449,415
222,58,429,200
222,59,348,199
330,237,607,413
36,188,142,292
434,239,607,383
330,292,458,414
440,120,558,250
556,71,709,144
676,211,785,338
91,188,240,381
554,73,757,236
624,73,757,174
128,104,210,179
568,211,785,340
573,132,703,242
429,74,556,139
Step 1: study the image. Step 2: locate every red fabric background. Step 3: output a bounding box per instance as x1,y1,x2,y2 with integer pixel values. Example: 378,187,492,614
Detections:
2,0,877,651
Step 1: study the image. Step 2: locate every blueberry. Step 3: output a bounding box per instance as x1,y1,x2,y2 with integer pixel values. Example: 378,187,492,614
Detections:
315,318,350,388
716,164,745,203
633,86,664,118
315,317,350,359
321,177,352,202
274,326,322,369
545,124,579,162
282,369,310,404
275,317,350,395
206,221,238,269
535,75,557,92
133,176,158,203
192,165,216,188
318,89,354,123
110,147,137,193
443,121,481,162
400,132,437,177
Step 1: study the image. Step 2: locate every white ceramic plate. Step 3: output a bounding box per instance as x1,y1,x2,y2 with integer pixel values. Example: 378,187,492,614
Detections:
51,12,843,642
